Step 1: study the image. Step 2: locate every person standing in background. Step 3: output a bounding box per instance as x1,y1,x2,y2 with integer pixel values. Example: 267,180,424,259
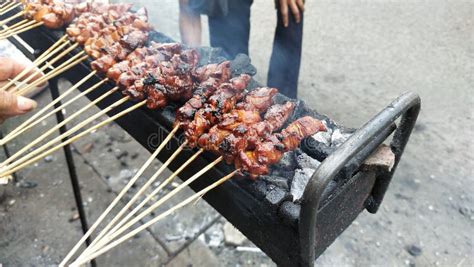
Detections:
179,0,203,47
207,0,304,99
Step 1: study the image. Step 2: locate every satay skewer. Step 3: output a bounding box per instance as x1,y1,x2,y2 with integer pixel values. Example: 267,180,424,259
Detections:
0,35,69,91
0,99,147,178
0,20,43,40
11,44,83,94
59,123,181,266
78,156,224,259
0,18,32,35
0,90,123,171
16,53,88,96
0,73,102,145
0,1,20,15
1,40,72,92
0,19,28,35
0,10,25,26
71,170,237,266
0,1,12,11
81,141,191,255
100,147,204,243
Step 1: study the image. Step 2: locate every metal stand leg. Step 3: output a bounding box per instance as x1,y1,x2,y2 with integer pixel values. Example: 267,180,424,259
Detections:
48,78,97,267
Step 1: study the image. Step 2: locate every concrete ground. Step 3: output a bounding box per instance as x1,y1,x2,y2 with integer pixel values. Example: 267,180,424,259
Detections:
1,0,473,266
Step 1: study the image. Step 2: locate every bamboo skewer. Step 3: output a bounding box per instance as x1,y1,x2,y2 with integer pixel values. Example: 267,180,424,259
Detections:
0,1,12,10
0,19,32,36
80,156,224,259
12,44,82,94
0,35,69,92
0,21,43,40
96,147,204,249
0,73,102,145
71,170,237,266
0,89,122,171
59,123,181,267
2,40,71,92
0,100,147,178
16,53,88,96
0,10,25,26
0,1,20,15
82,141,190,256
0,19,28,34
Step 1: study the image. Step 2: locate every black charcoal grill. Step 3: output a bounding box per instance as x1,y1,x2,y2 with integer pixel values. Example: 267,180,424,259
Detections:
1,8,420,267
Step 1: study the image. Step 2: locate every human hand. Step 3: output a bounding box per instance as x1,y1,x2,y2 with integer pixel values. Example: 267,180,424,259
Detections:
279,0,305,27
0,58,37,124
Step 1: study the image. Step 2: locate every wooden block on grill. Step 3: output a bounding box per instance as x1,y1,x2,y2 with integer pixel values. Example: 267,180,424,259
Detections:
362,144,395,172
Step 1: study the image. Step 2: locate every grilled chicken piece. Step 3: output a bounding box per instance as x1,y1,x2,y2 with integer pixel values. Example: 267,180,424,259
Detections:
236,116,326,178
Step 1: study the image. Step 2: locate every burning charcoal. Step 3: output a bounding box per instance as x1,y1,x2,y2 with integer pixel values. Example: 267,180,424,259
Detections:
331,128,352,147
271,151,296,171
295,150,321,169
260,175,289,190
312,130,332,147
265,187,290,206
291,168,316,202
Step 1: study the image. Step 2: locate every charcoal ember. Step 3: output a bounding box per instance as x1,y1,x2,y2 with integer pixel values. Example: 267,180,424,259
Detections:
265,187,290,206
269,169,295,181
331,128,352,147
312,129,332,147
271,151,296,171
230,53,256,77
260,175,289,190
290,168,316,202
295,149,321,169
320,180,338,201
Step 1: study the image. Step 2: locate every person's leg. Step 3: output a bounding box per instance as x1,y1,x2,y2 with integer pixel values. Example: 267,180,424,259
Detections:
179,0,202,47
208,0,253,59
267,10,304,99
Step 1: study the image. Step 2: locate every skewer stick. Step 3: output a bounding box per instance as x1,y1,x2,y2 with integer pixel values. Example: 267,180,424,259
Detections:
0,1,20,15
0,19,28,34
11,43,80,93
83,141,190,255
16,53,88,96
0,10,25,26
97,147,204,248
71,170,237,266
0,36,70,91
0,73,101,145
0,1,11,10
0,89,122,170
59,123,181,267
0,100,147,178
0,21,43,40
0,19,32,36
81,156,224,258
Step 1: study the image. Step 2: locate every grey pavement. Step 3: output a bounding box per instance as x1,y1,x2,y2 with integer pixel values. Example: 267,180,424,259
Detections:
1,0,473,266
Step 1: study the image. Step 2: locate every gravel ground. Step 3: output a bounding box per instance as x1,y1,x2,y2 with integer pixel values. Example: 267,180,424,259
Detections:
1,0,473,266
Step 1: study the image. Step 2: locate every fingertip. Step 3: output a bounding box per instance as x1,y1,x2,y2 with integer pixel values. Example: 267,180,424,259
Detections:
17,96,37,112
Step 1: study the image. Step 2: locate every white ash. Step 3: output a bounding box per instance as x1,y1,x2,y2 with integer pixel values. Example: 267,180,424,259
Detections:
312,120,333,146
205,223,224,247
291,168,317,202
331,128,352,147
296,151,321,169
